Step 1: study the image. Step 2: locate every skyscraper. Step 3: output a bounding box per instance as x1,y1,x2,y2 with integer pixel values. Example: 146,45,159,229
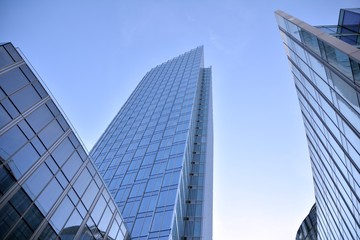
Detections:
296,204,317,240
90,46,213,239
0,42,129,240
275,9,360,239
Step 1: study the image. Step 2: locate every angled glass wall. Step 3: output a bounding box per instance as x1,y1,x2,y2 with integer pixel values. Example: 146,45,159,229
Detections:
276,9,360,240
296,204,317,240
0,42,129,240
90,47,213,240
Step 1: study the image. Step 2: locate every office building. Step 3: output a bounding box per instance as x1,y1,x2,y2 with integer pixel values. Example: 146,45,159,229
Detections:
296,204,317,240
275,9,360,239
0,42,129,240
90,46,213,239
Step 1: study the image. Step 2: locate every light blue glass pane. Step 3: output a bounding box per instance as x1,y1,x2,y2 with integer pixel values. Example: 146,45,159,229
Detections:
23,163,52,199
36,177,63,214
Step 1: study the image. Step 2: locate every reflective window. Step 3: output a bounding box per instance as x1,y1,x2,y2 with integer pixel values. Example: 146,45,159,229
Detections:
0,46,14,67
24,163,52,199
11,143,40,178
10,84,41,112
0,68,30,96
50,196,73,232
82,180,99,210
51,138,74,167
26,104,54,132
62,151,82,181
36,177,63,214
0,126,27,157
38,119,64,149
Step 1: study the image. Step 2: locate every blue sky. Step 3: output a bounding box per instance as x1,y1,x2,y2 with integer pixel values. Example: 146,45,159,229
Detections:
1,1,359,239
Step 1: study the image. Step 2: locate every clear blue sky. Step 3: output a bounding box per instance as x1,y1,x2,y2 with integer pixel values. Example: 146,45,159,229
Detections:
1,1,359,239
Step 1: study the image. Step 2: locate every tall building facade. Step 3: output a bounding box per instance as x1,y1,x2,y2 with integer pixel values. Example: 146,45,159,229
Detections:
0,42,129,240
296,204,317,240
276,9,360,240
90,47,213,239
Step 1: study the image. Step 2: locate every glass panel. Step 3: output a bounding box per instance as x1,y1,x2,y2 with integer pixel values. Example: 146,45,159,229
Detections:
19,65,37,83
62,151,82,181
26,104,54,132
64,208,82,229
1,97,19,118
32,81,47,98
23,203,44,231
61,209,82,239
108,220,119,240
51,138,74,167
6,219,32,239
73,168,91,197
50,196,74,233
36,177,63,214
98,206,112,233
151,211,172,231
300,30,321,55
10,84,41,112
82,180,99,210
0,46,14,68
10,189,31,215
4,44,22,62
323,42,353,79
23,163,52,199
38,223,57,240
91,195,106,225
0,68,30,96
0,104,12,128
0,125,27,158
11,142,40,178
38,119,64,149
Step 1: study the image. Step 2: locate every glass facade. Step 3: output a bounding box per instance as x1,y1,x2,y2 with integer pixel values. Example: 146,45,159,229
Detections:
0,43,129,240
276,9,360,240
90,47,213,239
296,204,317,240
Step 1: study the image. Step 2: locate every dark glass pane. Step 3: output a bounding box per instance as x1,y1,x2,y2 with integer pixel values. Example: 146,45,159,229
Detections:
0,104,11,129
10,189,32,215
4,44,22,62
18,120,35,139
32,81,47,98
0,68,30,96
19,65,36,83
23,204,44,231
0,203,20,238
6,218,32,239
31,137,46,155
0,163,16,196
10,84,41,112
38,223,57,240
0,46,14,68
1,98,19,118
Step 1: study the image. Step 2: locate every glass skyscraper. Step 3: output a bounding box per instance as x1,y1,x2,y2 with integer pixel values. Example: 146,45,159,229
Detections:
0,42,129,240
296,204,317,240
90,46,213,239
276,9,360,240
